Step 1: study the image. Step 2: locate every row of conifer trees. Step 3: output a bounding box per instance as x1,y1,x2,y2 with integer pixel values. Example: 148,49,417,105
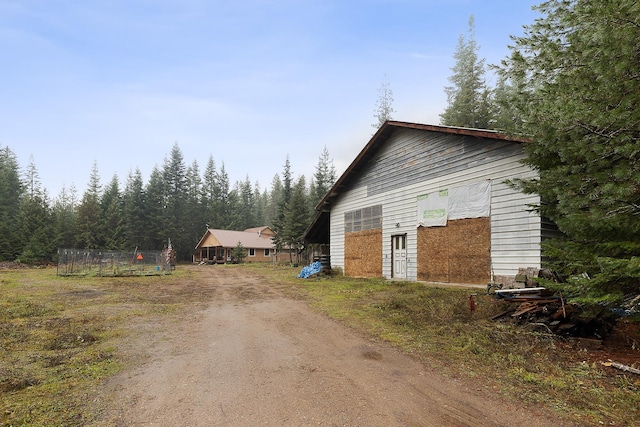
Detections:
0,143,336,264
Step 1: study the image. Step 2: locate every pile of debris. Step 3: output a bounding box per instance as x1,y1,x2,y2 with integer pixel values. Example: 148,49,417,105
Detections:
488,286,599,336
486,268,640,378
488,268,623,341
0,261,30,269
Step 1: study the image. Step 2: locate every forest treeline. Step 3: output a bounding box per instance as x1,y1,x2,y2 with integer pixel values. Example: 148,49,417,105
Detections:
0,143,336,263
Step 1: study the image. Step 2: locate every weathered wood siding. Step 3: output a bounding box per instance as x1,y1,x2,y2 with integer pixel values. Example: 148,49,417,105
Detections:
330,128,541,282
350,129,523,197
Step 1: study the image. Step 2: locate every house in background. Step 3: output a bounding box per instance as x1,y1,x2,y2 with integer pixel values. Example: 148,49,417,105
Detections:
194,226,276,264
304,121,553,285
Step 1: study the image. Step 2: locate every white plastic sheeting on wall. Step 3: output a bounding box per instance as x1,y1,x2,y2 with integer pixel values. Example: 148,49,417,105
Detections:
416,180,491,227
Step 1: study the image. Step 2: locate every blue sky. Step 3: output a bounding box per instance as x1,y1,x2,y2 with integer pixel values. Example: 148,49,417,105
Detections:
0,0,539,198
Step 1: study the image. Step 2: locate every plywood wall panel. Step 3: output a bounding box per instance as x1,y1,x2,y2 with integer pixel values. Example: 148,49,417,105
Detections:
344,229,382,277
417,218,490,284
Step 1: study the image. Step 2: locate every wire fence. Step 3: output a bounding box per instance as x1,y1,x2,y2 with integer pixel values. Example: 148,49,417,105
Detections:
57,249,173,276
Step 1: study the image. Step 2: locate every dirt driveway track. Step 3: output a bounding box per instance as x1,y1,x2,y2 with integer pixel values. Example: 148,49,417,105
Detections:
98,266,569,426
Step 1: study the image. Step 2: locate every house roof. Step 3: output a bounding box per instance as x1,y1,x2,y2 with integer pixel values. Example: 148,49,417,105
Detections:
302,121,527,244
243,226,273,235
195,228,275,250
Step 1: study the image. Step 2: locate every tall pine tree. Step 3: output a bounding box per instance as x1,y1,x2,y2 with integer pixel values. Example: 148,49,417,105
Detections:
217,163,231,228
254,183,267,226
283,176,309,264
75,162,103,249
0,146,24,261
123,168,146,249
101,175,126,250
311,146,336,207
272,157,292,254
18,157,54,262
162,143,189,260
440,15,492,129
372,74,395,130
237,176,256,229
266,174,283,227
52,184,78,250
144,166,166,250
201,155,221,228
498,0,640,297
186,160,205,248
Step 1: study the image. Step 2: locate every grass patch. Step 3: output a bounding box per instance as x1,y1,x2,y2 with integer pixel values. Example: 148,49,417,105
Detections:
250,263,640,426
0,266,201,426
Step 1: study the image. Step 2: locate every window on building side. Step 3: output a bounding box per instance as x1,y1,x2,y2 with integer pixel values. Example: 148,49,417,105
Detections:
344,204,382,233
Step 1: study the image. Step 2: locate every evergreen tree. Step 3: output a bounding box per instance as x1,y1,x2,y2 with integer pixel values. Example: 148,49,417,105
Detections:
266,174,283,227
0,146,24,261
283,176,309,264
144,166,166,250
163,143,189,260
123,168,146,249
491,75,523,133
281,157,292,206
231,241,246,263
226,184,242,230
237,176,255,229
162,144,187,219
18,193,54,262
101,175,126,250
52,184,78,250
186,159,205,248
254,183,267,226
440,15,492,129
201,155,221,228
75,162,103,249
311,146,336,207
498,0,640,297
217,163,231,228
272,157,292,253
18,157,54,262
372,74,395,130
24,155,41,198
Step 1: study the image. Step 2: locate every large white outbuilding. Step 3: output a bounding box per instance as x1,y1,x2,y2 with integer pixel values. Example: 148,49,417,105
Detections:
304,121,551,285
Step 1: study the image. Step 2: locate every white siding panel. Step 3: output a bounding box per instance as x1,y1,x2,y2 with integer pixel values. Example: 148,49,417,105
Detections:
491,175,541,277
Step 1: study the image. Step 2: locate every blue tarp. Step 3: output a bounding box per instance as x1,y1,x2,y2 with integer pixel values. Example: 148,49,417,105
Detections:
297,261,322,279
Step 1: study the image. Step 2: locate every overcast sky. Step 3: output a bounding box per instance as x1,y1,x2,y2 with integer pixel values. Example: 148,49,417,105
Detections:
0,0,539,198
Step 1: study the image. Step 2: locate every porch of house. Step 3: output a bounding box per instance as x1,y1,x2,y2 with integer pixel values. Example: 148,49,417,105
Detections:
195,246,230,264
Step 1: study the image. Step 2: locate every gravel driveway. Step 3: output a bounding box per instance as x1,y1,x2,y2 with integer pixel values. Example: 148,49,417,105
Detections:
96,266,569,426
